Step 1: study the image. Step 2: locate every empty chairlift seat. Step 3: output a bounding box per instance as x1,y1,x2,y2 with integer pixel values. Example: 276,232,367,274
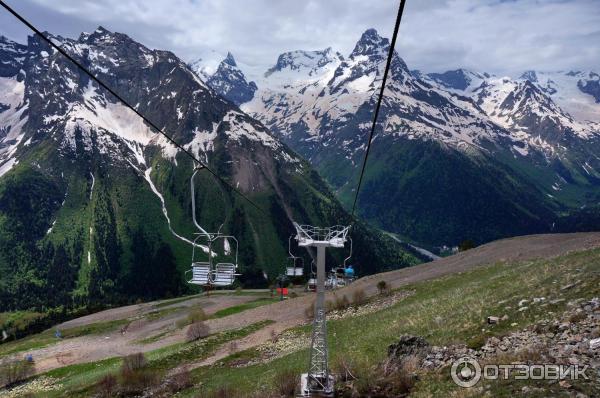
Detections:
286,265,304,277
188,262,211,285
285,236,304,278
212,263,236,286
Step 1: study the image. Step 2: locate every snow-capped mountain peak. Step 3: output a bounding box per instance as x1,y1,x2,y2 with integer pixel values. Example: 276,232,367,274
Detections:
349,28,389,59
576,71,600,104
263,47,343,81
194,27,600,199
206,52,257,106
223,51,237,67
0,30,295,178
519,70,538,83
426,69,488,91
239,28,511,157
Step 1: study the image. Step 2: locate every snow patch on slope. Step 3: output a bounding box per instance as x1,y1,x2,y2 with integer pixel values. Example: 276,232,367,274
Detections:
0,76,28,176
64,82,156,149
223,111,278,149
89,172,95,200
143,167,209,253
533,71,600,123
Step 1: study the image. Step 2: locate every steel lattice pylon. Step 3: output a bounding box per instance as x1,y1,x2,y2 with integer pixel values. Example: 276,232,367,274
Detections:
294,223,349,397
307,308,329,388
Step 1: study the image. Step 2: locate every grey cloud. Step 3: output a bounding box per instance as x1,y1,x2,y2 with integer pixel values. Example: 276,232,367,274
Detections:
0,0,597,76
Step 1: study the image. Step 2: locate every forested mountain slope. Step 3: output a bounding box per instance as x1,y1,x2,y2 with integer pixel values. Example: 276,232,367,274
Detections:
0,28,415,312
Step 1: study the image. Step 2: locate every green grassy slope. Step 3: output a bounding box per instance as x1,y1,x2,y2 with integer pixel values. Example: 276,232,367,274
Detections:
6,245,598,397
179,247,599,396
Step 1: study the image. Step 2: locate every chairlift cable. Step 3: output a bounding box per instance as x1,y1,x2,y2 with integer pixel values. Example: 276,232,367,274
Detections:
0,0,266,216
350,0,407,217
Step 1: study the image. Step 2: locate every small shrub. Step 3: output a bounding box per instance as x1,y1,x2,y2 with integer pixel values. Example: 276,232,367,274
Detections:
327,295,352,312
325,300,334,312
167,366,192,393
335,355,416,397
568,311,586,323
466,334,486,350
335,295,350,311
351,360,378,395
376,280,390,296
352,288,367,307
332,356,359,382
176,308,207,329
459,239,476,252
120,368,159,394
379,369,416,396
202,386,243,398
274,369,298,397
288,291,298,298
96,374,117,398
186,321,210,342
305,301,315,319
188,308,207,323
120,353,160,394
121,352,147,373
0,359,34,388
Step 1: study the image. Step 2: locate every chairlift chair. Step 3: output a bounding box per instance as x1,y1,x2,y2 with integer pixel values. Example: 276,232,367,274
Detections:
187,233,212,285
307,278,317,292
211,235,239,286
187,165,240,287
285,236,304,277
286,260,304,277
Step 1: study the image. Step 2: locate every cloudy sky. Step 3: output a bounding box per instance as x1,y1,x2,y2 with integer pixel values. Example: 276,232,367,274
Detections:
0,0,598,76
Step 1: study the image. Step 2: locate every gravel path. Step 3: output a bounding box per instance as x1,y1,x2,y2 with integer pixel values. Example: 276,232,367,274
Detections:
19,294,258,373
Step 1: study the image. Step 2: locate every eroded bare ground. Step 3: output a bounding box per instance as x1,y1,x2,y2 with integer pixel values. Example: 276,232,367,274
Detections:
25,293,260,373
15,232,600,374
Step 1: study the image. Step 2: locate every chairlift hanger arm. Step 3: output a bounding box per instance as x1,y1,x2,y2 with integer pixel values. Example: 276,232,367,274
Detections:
190,167,211,237
343,237,353,267
288,235,295,258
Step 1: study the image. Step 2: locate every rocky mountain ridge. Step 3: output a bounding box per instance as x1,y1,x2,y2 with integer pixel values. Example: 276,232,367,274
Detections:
194,28,600,246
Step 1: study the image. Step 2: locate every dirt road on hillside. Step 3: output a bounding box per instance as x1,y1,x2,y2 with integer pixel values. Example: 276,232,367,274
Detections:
184,232,600,368
11,232,600,374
